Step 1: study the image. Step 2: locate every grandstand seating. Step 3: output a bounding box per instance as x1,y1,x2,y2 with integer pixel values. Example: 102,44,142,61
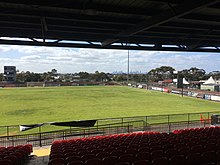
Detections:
49,127,220,165
0,144,32,165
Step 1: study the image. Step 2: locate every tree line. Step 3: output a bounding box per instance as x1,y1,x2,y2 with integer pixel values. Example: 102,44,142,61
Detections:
147,66,217,82
0,66,220,83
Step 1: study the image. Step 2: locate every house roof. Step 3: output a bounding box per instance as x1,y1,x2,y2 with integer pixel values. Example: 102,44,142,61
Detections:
204,76,217,84
173,78,189,84
163,79,173,83
183,78,190,85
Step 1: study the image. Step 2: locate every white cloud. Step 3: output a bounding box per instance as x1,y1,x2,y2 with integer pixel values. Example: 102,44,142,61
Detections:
0,57,12,61
0,46,11,52
20,55,41,60
46,56,73,61
0,45,219,73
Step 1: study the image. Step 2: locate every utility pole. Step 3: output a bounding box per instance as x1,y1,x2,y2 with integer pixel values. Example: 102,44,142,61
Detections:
127,45,130,84
175,70,184,97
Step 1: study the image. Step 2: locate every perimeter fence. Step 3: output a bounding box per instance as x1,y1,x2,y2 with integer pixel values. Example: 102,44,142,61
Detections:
0,111,218,147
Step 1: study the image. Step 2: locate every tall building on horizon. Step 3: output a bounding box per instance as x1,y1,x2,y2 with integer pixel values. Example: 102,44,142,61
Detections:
3,66,16,83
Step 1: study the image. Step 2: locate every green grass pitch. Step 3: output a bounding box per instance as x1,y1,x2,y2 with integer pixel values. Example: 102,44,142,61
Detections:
0,86,219,127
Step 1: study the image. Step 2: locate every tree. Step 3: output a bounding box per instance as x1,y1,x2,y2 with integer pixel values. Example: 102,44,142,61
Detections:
0,73,3,81
79,72,90,80
179,67,206,81
16,71,26,82
112,74,127,82
99,72,111,82
92,71,110,82
148,66,175,82
132,74,147,83
208,71,220,80
51,69,57,75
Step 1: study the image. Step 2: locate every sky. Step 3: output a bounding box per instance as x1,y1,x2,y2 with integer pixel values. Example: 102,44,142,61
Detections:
0,44,220,74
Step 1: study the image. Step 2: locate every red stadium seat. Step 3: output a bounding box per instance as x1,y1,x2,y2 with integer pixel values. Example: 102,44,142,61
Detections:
66,156,81,163
178,147,190,156
138,147,150,152
3,156,18,165
50,153,64,159
81,154,95,162
0,160,14,165
85,158,101,165
135,152,150,161
191,145,203,153
169,155,185,165
125,149,137,155
102,156,118,165
216,150,220,162
115,162,130,165
78,151,90,156
201,151,216,164
152,157,168,165
204,143,216,152
64,152,79,158
48,158,65,165
67,161,84,165
162,144,174,150
96,152,109,159
150,150,164,160
186,153,202,165
110,150,124,157
150,145,162,152
91,149,102,155
118,154,134,163
164,149,177,158
132,160,150,165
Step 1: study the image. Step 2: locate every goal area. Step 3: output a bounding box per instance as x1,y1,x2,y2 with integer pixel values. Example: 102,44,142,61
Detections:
27,82,45,87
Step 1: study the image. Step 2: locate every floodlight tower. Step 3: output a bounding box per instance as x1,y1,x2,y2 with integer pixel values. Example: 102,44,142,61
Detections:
127,48,129,84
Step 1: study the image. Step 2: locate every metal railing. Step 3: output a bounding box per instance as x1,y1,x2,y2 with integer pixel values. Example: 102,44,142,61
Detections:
0,111,217,147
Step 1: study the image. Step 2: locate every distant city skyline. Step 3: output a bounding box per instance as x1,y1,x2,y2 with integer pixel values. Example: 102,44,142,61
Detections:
0,45,220,74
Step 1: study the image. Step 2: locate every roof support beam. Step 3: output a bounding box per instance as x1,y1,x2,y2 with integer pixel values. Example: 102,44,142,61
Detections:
40,17,48,43
53,39,62,43
1,39,220,52
29,38,39,43
101,0,220,46
187,29,213,50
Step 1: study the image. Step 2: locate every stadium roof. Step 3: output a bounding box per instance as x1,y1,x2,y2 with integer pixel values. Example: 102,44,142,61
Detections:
1,0,220,52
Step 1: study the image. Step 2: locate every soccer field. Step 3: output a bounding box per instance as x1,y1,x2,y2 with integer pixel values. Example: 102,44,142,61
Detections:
0,86,219,126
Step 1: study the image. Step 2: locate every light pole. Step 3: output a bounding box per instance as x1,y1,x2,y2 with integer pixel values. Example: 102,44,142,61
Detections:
146,72,149,90
127,45,130,84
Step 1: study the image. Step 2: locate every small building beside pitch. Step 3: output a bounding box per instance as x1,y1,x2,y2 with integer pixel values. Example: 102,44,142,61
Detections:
200,76,220,92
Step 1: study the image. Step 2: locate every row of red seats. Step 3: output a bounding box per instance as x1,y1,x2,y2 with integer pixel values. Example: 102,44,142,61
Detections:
173,126,220,136
48,150,220,165
50,139,220,158
0,144,33,165
49,127,220,165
